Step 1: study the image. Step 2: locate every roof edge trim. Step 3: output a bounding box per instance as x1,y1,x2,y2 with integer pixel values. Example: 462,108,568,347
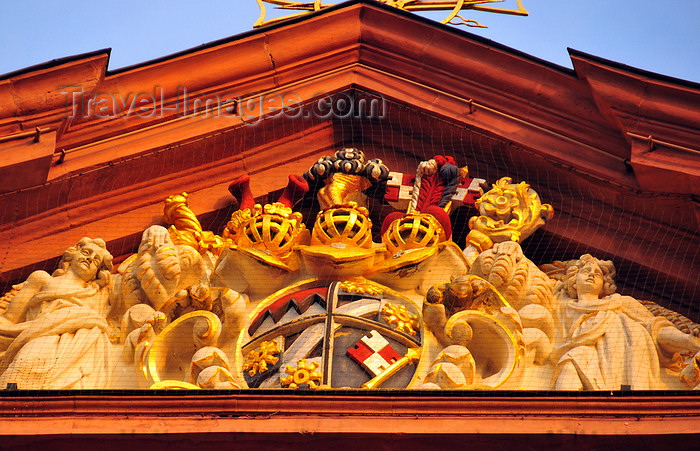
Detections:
0,48,111,80
568,47,700,89
108,0,575,78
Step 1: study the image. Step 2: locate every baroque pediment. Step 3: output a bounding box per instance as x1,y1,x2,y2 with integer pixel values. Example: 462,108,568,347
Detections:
0,1,698,394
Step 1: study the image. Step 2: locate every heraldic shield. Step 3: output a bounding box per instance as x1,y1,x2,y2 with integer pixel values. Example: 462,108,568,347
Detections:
239,279,423,389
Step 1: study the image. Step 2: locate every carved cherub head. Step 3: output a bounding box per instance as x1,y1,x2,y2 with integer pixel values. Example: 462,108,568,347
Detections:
54,238,113,287
565,254,616,299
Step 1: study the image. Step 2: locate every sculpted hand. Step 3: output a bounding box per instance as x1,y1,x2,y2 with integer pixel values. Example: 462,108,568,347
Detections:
121,304,167,363
492,240,523,258
657,324,700,356
141,225,171,250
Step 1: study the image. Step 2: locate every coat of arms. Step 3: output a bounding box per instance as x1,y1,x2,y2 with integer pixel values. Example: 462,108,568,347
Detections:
2,148,699,391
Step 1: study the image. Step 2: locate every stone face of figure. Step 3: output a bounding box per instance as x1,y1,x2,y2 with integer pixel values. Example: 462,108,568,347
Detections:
0,238,115,389
575,261,604,298
70,242,105,282
551,254,700,391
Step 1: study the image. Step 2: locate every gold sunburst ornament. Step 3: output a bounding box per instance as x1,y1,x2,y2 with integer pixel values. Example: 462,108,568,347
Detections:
243,340,282,376
339,278,384,296
255,1,528,29
381,302,420,336
281,359,323,389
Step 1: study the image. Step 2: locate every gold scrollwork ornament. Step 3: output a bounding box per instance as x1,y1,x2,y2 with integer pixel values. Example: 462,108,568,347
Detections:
467,177,554,247
164,192,231,255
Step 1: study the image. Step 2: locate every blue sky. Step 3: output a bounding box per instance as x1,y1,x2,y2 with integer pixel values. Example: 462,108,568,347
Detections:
1,0,698,82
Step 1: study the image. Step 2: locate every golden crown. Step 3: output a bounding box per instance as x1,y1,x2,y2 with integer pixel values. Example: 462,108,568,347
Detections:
311,202,373,249
382,213,446,255
225,203,307,260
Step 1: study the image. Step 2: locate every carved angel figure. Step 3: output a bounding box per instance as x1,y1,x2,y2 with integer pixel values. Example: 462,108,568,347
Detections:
551,254,700,390
0,238,115,389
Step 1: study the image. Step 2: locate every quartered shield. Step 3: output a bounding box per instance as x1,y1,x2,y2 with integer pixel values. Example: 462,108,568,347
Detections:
239,279,423,389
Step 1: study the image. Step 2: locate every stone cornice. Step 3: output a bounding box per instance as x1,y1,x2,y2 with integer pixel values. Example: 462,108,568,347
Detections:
0,393,698,437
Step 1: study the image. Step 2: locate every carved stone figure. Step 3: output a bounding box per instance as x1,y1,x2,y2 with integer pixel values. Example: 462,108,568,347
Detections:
470,241,555,312
114,225,206,315
3,149,698,392
551,254,700,390
426,274,496,317
0,238,114,389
